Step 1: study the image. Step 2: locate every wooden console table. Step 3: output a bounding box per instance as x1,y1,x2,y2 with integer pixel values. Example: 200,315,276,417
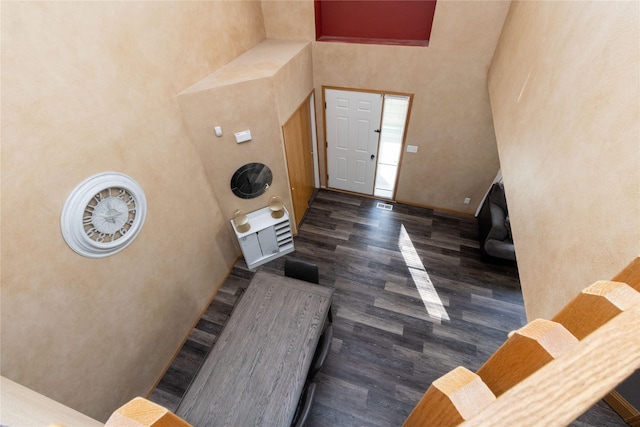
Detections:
176,270,333,426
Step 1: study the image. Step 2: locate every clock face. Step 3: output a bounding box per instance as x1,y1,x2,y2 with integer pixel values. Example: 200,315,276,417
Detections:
84,188,137,243
61,173,147,258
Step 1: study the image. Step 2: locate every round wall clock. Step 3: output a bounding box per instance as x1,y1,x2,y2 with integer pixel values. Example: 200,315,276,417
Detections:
61,172,147,258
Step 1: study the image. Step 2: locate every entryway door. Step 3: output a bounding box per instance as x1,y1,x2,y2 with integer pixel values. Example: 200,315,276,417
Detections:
283,94,316,228
325,89,383,195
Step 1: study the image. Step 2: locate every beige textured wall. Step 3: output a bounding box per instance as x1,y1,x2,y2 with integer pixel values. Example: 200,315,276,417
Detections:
178,40,314,229
312,0,511,214
261,0,316,41
488,1,640,320
1,1,265,421
273,43,315,126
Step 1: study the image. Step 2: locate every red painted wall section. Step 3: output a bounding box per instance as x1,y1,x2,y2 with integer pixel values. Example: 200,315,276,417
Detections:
315,0,437,46
315,0,324,40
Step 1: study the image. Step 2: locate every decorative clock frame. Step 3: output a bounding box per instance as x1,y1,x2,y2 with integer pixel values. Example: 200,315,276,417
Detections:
61,172,147,258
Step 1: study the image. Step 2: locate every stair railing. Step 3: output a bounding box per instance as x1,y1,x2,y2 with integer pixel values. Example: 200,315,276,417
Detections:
403,257,640,427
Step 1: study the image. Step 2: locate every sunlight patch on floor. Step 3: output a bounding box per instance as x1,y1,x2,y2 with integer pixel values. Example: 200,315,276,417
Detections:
398,225,450,321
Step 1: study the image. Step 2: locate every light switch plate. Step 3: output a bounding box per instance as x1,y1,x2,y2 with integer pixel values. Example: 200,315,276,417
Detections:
406,145,418,153
235,130,252,143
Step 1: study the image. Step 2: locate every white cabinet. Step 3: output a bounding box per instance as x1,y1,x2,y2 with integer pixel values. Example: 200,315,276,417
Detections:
257,228,279,256
231,206,294,270
237,233,262,265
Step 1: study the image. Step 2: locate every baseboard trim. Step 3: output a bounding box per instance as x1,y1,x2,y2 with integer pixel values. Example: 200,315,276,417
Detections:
604,391,640,425
394,197,476,217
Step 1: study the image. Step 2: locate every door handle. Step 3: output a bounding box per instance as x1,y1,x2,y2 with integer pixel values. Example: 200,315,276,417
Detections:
371,154,376,160
374,129,381,133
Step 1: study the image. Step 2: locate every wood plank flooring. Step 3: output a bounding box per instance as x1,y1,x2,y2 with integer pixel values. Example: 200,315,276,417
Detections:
149,189,626,427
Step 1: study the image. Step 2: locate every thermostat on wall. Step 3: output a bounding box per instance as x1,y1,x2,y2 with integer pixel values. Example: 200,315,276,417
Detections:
235,130,252,144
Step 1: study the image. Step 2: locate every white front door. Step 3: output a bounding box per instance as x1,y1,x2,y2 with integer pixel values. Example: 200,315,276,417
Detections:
325,89,383,195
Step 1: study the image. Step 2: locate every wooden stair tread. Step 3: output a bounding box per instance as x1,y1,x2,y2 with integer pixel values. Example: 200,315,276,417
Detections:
476,319,578,397
402,367,495,426
553,280,640,340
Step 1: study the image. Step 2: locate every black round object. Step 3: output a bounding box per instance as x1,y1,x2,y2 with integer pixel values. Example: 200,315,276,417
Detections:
230,163,273,199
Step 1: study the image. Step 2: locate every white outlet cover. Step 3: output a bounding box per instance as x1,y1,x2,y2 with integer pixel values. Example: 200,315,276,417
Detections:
406,145,418,153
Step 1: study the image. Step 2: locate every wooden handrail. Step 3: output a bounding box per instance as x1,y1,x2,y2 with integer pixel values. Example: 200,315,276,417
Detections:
403,257,640,426
461,301,640,426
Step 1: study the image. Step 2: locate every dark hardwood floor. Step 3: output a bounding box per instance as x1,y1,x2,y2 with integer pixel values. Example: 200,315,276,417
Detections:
149,189,626,427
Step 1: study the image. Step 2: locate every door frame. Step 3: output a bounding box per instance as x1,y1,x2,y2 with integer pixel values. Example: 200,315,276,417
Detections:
322,86,413,200
310,93,321,189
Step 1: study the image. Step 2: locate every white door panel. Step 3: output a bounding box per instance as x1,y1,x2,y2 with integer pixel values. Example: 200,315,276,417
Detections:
337,157,348,183
356,120,370,151
337,117,349,149
355,160,366,184
326,89,382,195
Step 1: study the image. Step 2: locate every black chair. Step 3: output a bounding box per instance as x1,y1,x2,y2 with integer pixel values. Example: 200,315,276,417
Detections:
284,257,332,323
284,257,320,284
477,182,516,263
291,382,317,427
307,323,333,380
